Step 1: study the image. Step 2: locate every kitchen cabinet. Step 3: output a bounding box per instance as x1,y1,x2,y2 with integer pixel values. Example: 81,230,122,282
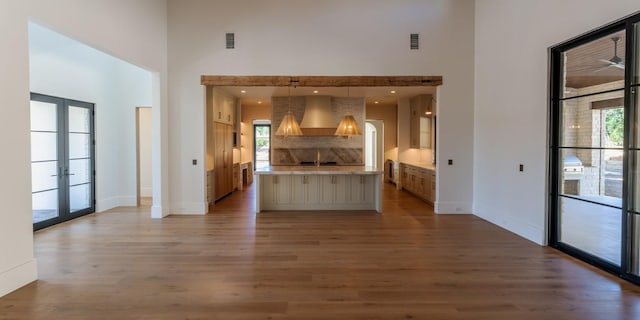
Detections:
212,88,236,125
261,175,291,207
232,163,240,191
241,162,253,186
349,175,374,204
290,175,319,204
214,122,234,201
256,170,382,212
400,163,435,204
319,175,348,205
206,170,214,205
409,94,433,149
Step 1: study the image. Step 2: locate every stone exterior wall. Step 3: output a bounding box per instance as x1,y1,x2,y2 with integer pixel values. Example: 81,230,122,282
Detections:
562,80,624,197
271,96,364,165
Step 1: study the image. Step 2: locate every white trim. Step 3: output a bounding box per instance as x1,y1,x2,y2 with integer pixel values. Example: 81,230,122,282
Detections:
0,259,37,298
434,201,472,214
170,202,207,215
474,202,545,245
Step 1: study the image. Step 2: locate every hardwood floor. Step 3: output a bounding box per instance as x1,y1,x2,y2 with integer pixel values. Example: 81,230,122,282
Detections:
2,182,640,319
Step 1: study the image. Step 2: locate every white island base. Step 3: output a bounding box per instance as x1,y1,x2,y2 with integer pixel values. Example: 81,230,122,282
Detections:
254,166,383,213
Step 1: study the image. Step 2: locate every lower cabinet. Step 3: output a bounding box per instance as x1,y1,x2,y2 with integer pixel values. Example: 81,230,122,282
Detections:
319,175,347,205
400,163,435,204
291,175,318,204
232,163,240,191
260,174,377,211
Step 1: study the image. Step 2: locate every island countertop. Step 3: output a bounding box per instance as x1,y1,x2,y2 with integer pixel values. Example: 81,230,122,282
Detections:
255,165,383,175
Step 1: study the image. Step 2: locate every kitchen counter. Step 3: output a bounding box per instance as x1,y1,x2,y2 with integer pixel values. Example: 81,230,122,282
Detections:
255,165,383,175
400,161,436,171
254,166,383,213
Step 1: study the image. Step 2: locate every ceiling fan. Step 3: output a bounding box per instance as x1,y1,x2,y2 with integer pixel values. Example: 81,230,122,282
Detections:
595,36,625,72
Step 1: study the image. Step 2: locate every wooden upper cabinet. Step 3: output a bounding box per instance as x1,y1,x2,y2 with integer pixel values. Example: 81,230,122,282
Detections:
409,94,433,149
211,87,236,125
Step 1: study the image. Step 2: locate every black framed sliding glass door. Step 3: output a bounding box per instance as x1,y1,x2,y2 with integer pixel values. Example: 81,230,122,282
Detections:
550,12,640,284
31,93,95,230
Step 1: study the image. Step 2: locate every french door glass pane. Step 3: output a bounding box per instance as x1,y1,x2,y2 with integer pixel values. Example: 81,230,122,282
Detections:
70,184,91,212
68,133,90,159
31,161,58,192
632,213,640,276
68,106,90,133
31,99,59,224
32,189,58,224
559,196,621,265
69,158,91,185
30,101,57,131
629,151,640,212
635,23,639,85
562,30,625,99
31,132,58,162
560,91,624,148
559,149,623,203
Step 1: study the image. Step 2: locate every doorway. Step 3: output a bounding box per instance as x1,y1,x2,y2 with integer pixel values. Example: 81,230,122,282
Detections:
30,93,95,230
365,120,384,170
136,107,152,207
254,122,271,170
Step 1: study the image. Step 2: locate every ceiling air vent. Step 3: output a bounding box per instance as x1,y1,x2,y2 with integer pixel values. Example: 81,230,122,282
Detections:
410,33,419,50
226,33,235,49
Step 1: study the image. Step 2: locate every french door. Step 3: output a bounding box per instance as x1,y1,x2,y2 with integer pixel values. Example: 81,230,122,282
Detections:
549,13,640,284
31,93,95,230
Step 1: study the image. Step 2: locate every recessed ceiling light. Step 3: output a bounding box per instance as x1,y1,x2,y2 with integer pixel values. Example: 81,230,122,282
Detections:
390,90,396,94
425,111,432,115
240,90,246,94
374,101,379,104
313,90,319,94
257,101,263,104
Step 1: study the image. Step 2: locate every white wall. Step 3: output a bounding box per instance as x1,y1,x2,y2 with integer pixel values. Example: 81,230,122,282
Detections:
29,22,152,210
0,0,168,298
474,0,640,244
167,0,476,214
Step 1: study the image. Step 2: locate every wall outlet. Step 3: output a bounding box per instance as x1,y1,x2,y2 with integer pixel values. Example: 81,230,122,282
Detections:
192,159,197,165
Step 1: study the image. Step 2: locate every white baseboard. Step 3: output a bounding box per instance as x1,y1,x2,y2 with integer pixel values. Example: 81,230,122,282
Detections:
0,259,37,298
96,196,137,212
435,201,472,214
473,202,545,245
96,196,118,212
151,205,168,218
117,196,137,207
170,202,207,215
140,187,152,197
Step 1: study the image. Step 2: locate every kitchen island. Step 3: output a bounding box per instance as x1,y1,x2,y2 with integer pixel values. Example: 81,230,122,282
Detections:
254,166,383,213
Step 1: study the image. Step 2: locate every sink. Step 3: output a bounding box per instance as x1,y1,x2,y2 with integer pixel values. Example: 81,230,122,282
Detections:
299,161,338,166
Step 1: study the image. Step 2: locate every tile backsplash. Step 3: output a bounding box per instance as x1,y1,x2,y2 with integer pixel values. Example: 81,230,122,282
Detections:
271,96,364,165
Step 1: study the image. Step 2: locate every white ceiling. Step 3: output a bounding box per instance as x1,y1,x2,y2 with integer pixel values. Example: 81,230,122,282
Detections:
217,85,437,107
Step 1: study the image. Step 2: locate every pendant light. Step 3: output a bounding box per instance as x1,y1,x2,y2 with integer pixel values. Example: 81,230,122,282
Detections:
335,87,362,137
275,85,303,137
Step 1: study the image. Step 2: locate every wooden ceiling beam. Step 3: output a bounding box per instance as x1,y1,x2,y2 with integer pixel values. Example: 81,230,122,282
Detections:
200,75,442,87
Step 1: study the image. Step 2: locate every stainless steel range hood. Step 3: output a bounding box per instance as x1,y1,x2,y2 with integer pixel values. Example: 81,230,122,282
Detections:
300,96,338,136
